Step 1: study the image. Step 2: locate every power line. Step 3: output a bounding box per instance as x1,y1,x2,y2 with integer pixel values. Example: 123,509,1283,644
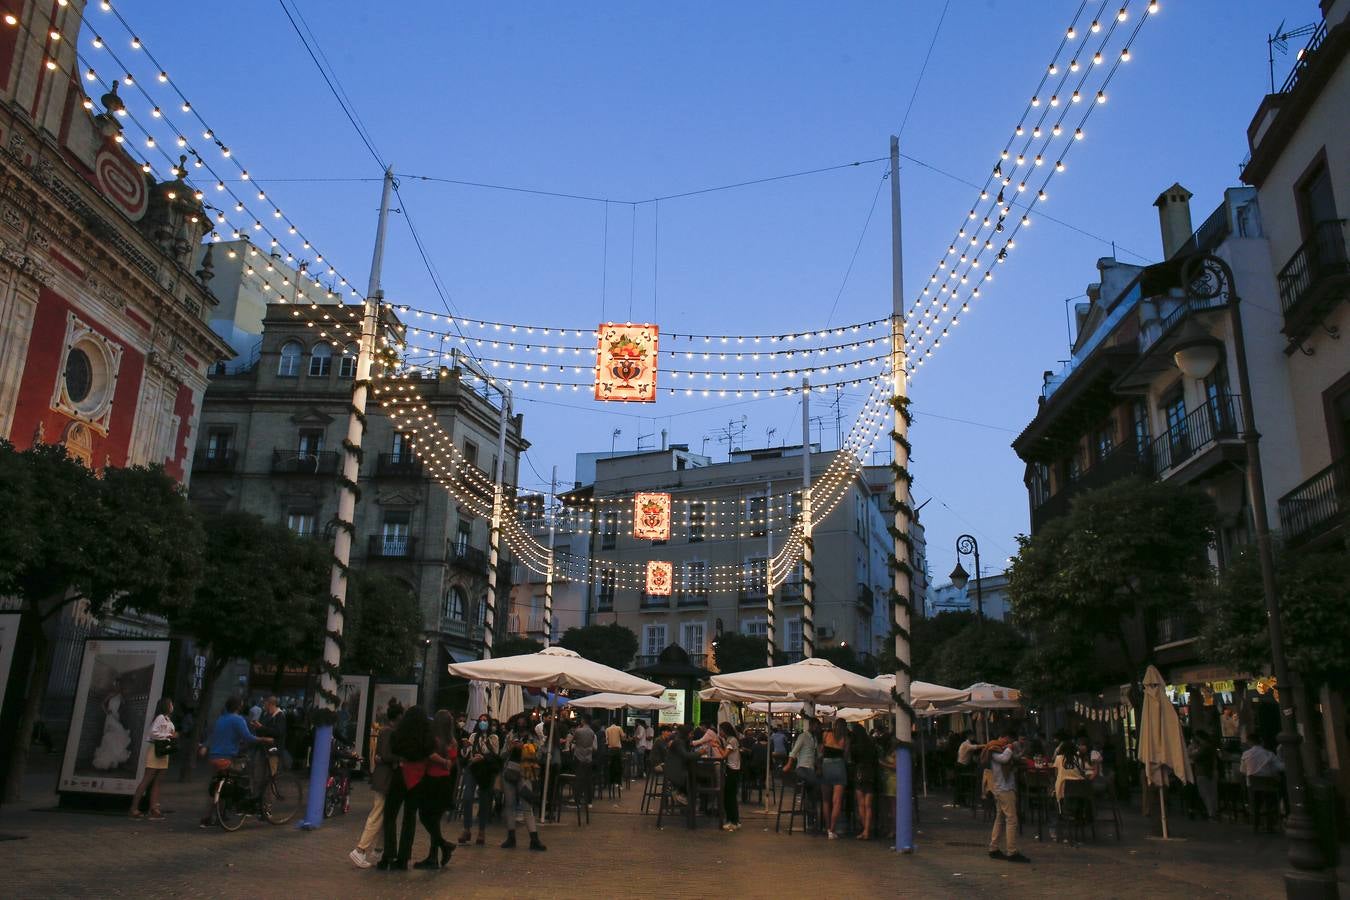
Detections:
824,166,887,326
896,0,951,138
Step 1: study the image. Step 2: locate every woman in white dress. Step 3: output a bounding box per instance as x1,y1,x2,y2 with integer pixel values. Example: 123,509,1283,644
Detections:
130,698,175,819
92,680,132,771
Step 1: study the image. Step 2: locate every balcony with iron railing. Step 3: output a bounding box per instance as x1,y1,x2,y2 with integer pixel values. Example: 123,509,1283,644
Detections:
447,542,488,572
367,534,418,560
1278,455,1349,549
271,449,339,475
1149,395,1244,479
634,652,707,669
441,617,484,641
738,586,768,605
1030,439,1155,533
641,594,671,610
779,581,804,603
192,448,237,473
375,451,423,478
1278,220,1349,351
677,591,710,608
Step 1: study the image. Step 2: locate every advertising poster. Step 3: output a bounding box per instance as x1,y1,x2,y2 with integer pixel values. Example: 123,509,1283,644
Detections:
336,675,370,749
59,639,169,796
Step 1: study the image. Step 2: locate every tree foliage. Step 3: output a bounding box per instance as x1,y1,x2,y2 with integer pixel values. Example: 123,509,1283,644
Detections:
909,611,977,682
1008,477,1216,694
713,632,769,674
344,570,425,677
928,619,1027,689
1200,544,1350,691
0,443,204,801
559,622,639,670
816,643,876,677
493,635,543,658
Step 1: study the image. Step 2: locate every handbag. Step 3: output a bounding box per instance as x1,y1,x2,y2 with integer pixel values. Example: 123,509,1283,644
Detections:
154,736,179,756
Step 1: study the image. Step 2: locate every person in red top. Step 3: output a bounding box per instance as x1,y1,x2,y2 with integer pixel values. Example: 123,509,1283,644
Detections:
387,707,434,869
414,710,457,869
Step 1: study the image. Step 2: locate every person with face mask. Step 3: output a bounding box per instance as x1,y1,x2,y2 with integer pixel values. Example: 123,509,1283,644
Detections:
457,714,500,846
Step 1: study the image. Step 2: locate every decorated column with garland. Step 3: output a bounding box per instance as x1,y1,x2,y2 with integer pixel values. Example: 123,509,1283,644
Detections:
482,389,511,660
888,135,916,852
543,465,557,647
800,376,814,659
302,165,395,830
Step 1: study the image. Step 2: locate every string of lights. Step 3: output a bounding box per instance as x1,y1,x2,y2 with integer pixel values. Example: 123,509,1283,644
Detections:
89,2,369,302
396,329,892,360
903,2,1155,372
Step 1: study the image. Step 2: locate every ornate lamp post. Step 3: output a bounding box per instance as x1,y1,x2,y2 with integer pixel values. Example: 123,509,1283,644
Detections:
949,534,983,621
1174,253,1334,899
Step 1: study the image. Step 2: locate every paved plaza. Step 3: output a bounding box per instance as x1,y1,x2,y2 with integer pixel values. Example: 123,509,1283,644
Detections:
0,761,1338,899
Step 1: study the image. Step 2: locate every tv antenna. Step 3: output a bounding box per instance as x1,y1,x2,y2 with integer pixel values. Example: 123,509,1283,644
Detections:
1267,20,1318,92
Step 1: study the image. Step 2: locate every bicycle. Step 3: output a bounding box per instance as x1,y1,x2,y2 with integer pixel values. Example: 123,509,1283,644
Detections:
211,748,306,831
324,742,361,819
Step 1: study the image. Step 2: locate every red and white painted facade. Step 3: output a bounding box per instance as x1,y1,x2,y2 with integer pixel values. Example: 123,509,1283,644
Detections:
0,0,229,484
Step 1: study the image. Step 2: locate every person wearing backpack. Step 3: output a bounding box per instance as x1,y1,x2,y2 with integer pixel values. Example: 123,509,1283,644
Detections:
457,713,500,846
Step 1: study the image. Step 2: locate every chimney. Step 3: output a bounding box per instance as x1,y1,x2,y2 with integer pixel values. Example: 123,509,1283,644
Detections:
1154,183,1194,259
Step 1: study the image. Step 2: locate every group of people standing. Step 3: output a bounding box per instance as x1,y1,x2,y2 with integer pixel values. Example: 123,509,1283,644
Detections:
348,703,547,871
778,718,894,840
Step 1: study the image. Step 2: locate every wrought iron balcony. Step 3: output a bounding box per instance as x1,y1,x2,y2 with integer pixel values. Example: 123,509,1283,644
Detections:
677,591,709,608
640,594,671,610
738,587,768,605
192,448,237,473
1278,455,1349,549
367,534,418,560
447,543,488,572
271,449,339,475
779,582,804,603
375,452,422,478
1278,219,1349,351
1148,395,1243,477
1030,439,1154,533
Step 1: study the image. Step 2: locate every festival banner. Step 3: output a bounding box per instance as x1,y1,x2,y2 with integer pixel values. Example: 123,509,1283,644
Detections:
595,323,659,402
633,492,672,541
646,560,674,596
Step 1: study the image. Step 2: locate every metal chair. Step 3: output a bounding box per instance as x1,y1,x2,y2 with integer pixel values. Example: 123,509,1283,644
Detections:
777,771,820,835
640,766,665,814
656,770,692,830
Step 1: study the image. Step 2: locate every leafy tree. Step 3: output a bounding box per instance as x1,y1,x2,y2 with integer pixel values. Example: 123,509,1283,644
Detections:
344,570,424,677
494,635,544,658
0,444,203,801
558,622,639,671
1008,477,1215,694
1201,544,1350,691
928,619,1027,689
816,643,875,676
168,511,327,778
713,632,769,674
907,611,977,682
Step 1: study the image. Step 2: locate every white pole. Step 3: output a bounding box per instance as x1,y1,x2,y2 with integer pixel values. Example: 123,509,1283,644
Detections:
483,389,511,661
544,465,558,647
1159,785,1169,839
765,480,774,811
801,378,814,659
889,135,916,853
541,692,559,824
302,164,395,830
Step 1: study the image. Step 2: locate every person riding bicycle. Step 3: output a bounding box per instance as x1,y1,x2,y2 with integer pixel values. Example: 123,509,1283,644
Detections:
200,697,270,828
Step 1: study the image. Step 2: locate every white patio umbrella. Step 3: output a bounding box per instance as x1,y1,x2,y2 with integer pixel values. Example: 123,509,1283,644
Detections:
1140,664,1192,839
708,657,893,708
565,692,674,711
447,647,663,822
465,681,491,721
497,683,525,722
963,682,1022,708
740,700,837,717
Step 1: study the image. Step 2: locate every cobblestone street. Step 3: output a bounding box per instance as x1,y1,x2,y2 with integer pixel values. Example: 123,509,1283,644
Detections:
0,763,1338,899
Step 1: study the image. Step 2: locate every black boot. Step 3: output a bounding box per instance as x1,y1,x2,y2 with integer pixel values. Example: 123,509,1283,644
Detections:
439,839,453,867
500,830,516,849
529,832,547,852
413,849,438,870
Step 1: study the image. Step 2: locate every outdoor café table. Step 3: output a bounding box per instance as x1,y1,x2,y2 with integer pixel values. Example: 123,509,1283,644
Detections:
1020,766,1056,842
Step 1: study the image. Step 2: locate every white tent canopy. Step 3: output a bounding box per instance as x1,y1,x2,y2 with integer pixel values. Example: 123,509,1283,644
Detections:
832,677,969,721
708,657,893,708
565,692,675,711
447,647,663,696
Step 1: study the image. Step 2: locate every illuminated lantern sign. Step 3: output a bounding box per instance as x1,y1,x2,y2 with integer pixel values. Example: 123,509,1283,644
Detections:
632,491,672,541
646,560,673,596
595,323,658,402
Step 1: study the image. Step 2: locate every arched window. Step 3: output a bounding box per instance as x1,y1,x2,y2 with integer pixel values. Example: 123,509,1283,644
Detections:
443,586,466,624
338,343,358,378
277,340,303,377
309,343,333,377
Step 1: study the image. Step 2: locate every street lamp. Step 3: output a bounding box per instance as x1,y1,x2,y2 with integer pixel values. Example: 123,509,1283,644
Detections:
949,534,983,620
1175,253,1334,898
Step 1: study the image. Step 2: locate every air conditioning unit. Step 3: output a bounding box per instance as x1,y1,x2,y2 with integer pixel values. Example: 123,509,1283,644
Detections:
817,625,836,640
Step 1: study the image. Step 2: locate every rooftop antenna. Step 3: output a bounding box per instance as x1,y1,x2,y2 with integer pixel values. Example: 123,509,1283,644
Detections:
611,427,622,457
716,416,748,460
766,426,777,448
1268,20,1318,92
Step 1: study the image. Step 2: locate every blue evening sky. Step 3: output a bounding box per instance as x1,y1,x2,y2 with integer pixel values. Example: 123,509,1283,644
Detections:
123,0,1302,585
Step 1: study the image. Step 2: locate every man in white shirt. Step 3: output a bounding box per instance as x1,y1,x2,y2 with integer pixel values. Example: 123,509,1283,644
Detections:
633,721,651,775
1240,736,1285,782
957,731,980,766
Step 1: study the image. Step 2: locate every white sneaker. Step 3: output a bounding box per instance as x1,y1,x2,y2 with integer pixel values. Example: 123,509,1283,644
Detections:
349,849,372,869
827,831,838,840
721,823,734,832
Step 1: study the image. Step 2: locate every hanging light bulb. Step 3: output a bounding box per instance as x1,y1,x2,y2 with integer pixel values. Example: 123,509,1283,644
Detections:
1050,94,1060,106
1074,127,1085,140
1048,63,1058,74
1072,90,1081,103
1090,19,1101,32
150,106,162,117
1149,0,1160,12
203,129,213,140
1121,47,1132,61
1070,58,1080,71
1030,95,1040,107
84,67,96,80
1015,124,1024,136
1052,123,1063,136
1055,159,1066,172
1032,126,1042,138
1066,25,1076,39
130,36,141,49
1093,51,1103,64
92,35,103,48
1117,6,1128,21
158,70,168,82
1034,154,1044,166
1038,189,1047,202
1096,90,1108,103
